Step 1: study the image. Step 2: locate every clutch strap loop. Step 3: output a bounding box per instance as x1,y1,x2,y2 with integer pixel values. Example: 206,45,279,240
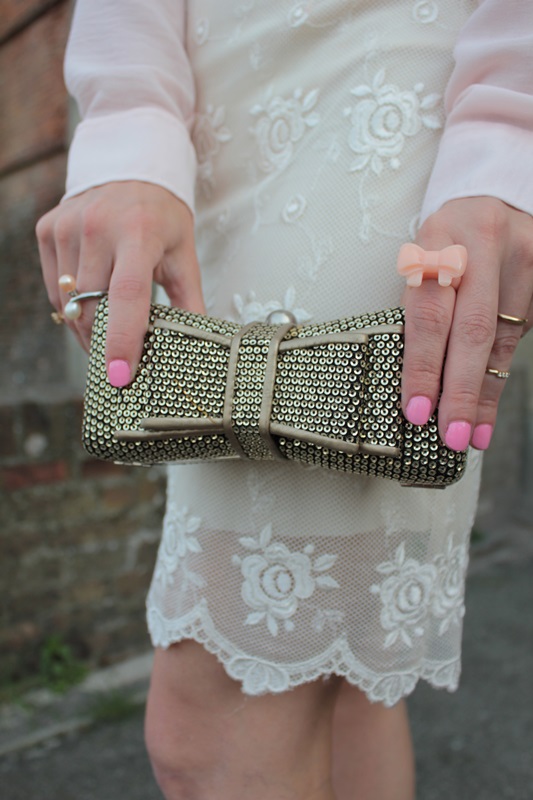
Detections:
222,321,256,459
258,322,295,460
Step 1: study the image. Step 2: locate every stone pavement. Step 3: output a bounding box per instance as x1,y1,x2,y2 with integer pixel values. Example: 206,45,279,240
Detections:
1,517,532,800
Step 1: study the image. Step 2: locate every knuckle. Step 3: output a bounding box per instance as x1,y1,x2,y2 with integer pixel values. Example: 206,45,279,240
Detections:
106,327,133,353
35,213,54,243
409,300,451,339
416,213,447,243
123,208,158,240
405,352,442,383
53,214,76,247
475,200,508,244
477,394,500,415
111,276,147,302
445,385,479,410
80,204,106,240
455,307,496,347
508,228,533,268
490,333,519,361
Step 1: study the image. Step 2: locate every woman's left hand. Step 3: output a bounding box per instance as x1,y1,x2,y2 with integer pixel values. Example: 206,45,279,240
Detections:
401,196,533,451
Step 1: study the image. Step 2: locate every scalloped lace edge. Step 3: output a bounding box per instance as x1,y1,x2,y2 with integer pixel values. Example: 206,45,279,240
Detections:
146,599,461,707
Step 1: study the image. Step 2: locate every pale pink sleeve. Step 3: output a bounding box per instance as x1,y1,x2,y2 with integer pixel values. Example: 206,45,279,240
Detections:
421,0,533,222
62,0,197,214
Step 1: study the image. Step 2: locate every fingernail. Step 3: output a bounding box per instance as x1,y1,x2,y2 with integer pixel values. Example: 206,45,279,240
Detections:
471,423,493,451
445,421,472,451
108,359,131,387
405,396,432,426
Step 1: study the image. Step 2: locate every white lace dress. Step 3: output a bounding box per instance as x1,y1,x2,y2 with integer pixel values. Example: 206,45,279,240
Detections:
146,0,484,707
63,0,533,707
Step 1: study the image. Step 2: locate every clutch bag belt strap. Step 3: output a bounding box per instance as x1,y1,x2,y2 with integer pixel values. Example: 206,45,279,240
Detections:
223,321,294,461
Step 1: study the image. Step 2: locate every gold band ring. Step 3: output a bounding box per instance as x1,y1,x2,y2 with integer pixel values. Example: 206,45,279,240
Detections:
486,368,511,380
497,312,528,326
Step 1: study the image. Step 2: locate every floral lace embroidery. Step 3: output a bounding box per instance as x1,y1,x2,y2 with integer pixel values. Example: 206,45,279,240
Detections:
433,537,469,634
232,286,312,324
232,524,340,637
345,69,442,176
412,1,439,24
192,104,232,196
250,86,320,174
280,195,334,283
147,600,462,706
287,3,309,29
371,543,437,648
371,538,468,648
154,504,206,593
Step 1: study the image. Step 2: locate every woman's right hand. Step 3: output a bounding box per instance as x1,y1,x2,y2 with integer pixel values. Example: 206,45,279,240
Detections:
36,181,204,386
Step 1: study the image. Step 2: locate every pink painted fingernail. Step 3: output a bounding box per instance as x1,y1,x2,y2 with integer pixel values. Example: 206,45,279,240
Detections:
405,396,432,426
471,424,493,451
108,359,131,387
445,421,472,451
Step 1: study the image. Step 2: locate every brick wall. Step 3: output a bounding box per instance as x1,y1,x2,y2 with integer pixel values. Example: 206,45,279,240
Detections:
0,399,165,683
0,1,165,685
0,0,71,402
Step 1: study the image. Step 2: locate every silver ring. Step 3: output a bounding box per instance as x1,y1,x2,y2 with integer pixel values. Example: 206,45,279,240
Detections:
64,291,108,321
486,367,511,380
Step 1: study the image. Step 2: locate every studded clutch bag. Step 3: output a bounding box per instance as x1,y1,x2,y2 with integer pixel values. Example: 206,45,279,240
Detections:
82,298,467,488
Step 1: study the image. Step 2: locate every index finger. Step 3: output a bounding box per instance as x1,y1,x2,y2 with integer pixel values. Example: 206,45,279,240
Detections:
402,281,456,425
105,244,155,387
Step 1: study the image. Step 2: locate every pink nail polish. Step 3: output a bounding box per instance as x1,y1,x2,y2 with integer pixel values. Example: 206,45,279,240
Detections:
108,359,131,387
471,424,493,451
405,396,432,426
445,421,472,451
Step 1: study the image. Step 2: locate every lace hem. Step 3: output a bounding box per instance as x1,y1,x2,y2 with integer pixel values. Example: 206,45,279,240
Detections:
146,600,461,708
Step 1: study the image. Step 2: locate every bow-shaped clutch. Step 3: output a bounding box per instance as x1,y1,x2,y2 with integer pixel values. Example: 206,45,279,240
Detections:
82,298,467,488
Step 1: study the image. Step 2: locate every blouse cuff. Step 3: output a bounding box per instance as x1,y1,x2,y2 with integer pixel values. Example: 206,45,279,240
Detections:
421,120,533,222
62,107,197,214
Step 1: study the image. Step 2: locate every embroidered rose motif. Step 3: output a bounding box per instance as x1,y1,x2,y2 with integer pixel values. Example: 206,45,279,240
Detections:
250,87,320,173
412,1,439,24
155,504,205,591
282,194,307,223
345,70,441,174
371,543,437,648
432,537,468,634
233,524,339,636
288,3,309,27
192,104,232,195
232,286,312,325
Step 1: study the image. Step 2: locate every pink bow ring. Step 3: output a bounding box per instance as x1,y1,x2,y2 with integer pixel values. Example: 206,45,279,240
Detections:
396,243,467,288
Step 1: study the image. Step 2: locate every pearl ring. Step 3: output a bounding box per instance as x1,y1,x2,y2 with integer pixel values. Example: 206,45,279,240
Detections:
58,274,108,321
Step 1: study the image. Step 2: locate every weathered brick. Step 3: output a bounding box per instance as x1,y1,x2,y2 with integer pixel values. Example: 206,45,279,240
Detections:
0,3,71,174
0,620,40,650
101,484,138,513
115,570,152,599
0,159,69,404
0,151,66,223
0,1,61,41
69,581,107,606
137,540,160,570
81,460,134,480
1,460,68,490
0,405,19,458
